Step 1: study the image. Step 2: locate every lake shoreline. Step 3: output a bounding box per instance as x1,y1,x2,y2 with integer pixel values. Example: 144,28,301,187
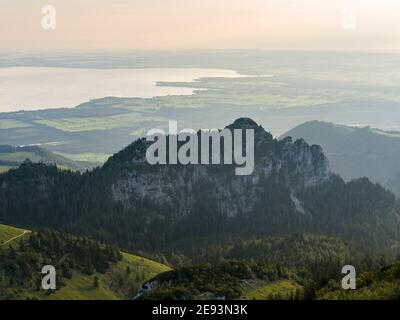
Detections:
0,67,241,113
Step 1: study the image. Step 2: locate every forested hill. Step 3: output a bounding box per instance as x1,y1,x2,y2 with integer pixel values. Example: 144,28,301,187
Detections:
0,225,170,300
317,262,400,300
0,118,399,258
0,145,97,172
134,253,400,300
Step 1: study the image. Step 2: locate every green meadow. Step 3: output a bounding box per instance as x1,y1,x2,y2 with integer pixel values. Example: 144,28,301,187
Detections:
241,279,301,300
35,253,170,300
0,224,29,246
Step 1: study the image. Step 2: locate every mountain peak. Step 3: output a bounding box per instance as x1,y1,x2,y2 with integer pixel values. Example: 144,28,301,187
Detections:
227,117,259,130
226,117,274,143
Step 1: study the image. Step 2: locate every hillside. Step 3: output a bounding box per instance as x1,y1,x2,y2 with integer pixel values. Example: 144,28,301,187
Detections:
281,121,400,193
317,262,400,300
135,255,400,300
0,224,30,246
135,261,300,300
179,234,352,281
30,252,170,300
0,145,98,172
0,225,170,300
4,224,396,301
0,118,399,258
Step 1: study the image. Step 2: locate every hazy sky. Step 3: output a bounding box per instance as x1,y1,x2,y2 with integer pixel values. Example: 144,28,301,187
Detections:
1,0,399,52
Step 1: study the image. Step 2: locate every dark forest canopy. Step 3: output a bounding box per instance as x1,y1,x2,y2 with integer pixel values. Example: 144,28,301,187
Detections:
0,119,399,261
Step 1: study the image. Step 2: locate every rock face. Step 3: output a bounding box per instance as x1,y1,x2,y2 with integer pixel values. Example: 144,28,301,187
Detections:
0,117,397,252
133,280,159,300
108,118,329,219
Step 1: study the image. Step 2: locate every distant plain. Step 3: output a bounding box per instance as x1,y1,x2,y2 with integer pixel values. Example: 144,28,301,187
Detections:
1,51,400,164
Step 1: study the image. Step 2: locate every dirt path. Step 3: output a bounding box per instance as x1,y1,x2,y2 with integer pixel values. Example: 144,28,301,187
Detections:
0,230,30,246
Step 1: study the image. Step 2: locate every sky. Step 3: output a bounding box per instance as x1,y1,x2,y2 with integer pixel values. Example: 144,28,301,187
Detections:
0,0,399,52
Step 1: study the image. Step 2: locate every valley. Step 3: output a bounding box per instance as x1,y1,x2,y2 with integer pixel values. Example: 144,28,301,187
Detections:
1,117,400,300
2,51,400,164
2,51,400,301
0,145,98,172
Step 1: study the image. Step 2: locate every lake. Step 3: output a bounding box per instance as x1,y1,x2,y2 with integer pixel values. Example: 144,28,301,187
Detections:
0,67,241,112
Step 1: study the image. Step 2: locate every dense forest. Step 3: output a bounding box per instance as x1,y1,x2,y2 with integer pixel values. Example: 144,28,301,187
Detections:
0,159,398,258
1,119,400,300
1,119,400,260
137,261,294,300
2,226,398,300
136,257,400,300
317,262,400,299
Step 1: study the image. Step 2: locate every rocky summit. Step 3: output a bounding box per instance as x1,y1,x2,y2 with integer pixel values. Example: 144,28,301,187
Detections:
0,118,397,252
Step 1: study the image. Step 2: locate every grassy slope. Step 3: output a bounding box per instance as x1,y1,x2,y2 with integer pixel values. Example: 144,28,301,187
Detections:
241,279,301,300
0,225,171,300
0,224,29,244
28,253,170,300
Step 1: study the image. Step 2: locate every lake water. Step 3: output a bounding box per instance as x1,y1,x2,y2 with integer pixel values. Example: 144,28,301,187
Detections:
0,67,241,112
